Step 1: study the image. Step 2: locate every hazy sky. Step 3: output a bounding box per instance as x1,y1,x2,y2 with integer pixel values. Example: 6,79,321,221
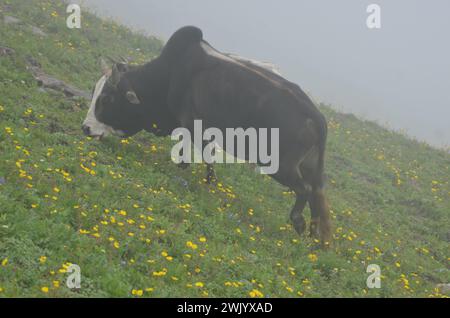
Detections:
79,0,450,148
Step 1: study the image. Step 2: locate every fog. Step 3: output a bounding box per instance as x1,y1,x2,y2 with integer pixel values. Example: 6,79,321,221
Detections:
78,0,450,148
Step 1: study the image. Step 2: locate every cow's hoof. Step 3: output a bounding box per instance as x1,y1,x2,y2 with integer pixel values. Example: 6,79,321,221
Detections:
206,176,217,185
320,240,332,250
309,219,320,239
205,171,217,185
177,162,189,170
320,220,332,248
292,215,306,236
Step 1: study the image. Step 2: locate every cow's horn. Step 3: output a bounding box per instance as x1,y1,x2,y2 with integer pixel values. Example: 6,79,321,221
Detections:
126,91,141,105
111,64,122,86
106,55,119,64
100,58,112,76
119,55,128,63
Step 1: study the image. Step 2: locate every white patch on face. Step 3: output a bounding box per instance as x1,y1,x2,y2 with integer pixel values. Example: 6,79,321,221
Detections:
82,75,125,138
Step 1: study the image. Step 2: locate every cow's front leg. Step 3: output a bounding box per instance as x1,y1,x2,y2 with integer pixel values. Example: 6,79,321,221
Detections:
179,116,218,185
176,144,190,170
206,164,217,184
202,138,217,184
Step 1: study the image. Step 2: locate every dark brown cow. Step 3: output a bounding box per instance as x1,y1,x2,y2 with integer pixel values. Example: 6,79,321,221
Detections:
82,26,332,245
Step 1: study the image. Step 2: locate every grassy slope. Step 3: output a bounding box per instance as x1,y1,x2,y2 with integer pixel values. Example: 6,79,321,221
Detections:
0,0,448,298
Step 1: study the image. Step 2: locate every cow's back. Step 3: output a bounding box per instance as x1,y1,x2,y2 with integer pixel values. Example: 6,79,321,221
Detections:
183,43,309,131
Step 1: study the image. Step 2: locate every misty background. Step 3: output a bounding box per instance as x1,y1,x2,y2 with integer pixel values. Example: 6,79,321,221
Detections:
77,0,450,148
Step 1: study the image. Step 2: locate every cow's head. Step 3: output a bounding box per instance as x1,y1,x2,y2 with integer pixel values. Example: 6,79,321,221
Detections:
82,60,145,139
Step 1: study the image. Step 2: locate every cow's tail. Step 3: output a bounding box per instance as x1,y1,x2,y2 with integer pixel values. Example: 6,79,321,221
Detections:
315,111,328,189
309,110,332,246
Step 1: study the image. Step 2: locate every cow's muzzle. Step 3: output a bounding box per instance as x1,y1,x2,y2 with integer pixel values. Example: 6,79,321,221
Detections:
82,125,104,140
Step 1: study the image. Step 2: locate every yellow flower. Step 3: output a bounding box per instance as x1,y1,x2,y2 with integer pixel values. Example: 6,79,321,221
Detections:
186,241,198,250
153,269,167,277
1,258,8,266
113,241,120,249
131,289,143,296
199,236,207,243
41,286,49,293
308,253,318,262
195,282,204,288
39,256,47,264
0,105,4,112
249,289,264,298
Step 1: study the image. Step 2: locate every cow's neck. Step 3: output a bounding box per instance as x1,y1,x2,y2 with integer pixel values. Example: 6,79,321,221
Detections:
126,57,175,135
129,57,169,102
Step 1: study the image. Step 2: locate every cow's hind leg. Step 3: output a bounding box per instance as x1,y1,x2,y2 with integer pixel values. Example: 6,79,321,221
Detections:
297,147,332,247
272,158,310,236
290,192,308,236
308,197,320,239
310,187,332,247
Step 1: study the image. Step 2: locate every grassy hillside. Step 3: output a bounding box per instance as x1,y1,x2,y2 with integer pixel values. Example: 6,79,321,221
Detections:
0,0,448,298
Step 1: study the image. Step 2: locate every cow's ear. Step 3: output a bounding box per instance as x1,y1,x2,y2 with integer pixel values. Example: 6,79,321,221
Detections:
100,58,112,76
126,91,141,105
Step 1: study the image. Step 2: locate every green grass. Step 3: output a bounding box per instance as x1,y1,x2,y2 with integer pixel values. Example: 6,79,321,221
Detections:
0,0,449,298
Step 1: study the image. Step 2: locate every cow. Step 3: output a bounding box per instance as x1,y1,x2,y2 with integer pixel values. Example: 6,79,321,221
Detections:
82,26,332,245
